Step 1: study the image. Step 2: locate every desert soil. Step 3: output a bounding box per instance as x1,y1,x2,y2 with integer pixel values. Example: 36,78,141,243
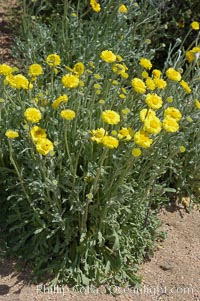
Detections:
0,1,200,301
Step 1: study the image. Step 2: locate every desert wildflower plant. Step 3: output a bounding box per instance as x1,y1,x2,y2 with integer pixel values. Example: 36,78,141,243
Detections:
0,0,200,288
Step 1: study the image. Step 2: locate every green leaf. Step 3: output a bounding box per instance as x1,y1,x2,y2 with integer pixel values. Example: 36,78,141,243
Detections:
164,188,177,193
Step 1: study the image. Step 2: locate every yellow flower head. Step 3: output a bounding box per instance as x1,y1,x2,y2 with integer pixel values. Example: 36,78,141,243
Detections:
46,54,61,67
93,83,101,89
112,63,128,75
100,50,116,63
191,21,199,30
101,135,119,149
152,69,162,78
118,128,132,141
94,74,101,80
132,148,142,157
186,47,200,63
143,116,162,135
145,93,163,110
141,71,149,79
60,109,76,120
101,110,120,125
52,94,68,109
180,80,191,94
167,96,173,103
90,0,101,12
122,108,131,115
62,74,79,88
30,126,47,142
146,77,156,90
131,78,146,94
73,62,85,76
140,108,156,122
166,68,181,81
134,130,153,148
90,128,107,143
194,99,200,109
24,108,42,123
5,129,19,139
4,74,33,89
164,107,182,122
28,64,43,77
139,58,152,70
118,4,128,14
153,78,167,89
36,138,54,156
163,117,179,133
179,146,186,153
0,64,13,76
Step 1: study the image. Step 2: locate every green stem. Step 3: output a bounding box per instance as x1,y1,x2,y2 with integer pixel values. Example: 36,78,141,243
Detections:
92,148,108,194
8,141,31,204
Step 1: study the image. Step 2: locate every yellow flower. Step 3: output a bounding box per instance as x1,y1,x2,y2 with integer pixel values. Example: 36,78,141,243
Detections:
179,146,186,153
62,74,79,88
93,83,101,89
116,54,123,62
145,93,163,110
167,96,173,103
118,4,128,13
5,129,19,139
134,130,153,148
24,108,42,123
90,128,107,143
163,117,179,132
30,126,47,142
145,77,156,90
60,109,76,120
100,50,116,63
141,71,149,79
118,128,132,141
0,64,12,76
180,80,191,93
153,78,167,89
186,47,200,63
119,93,126,99
112,63,128,75
186,116,193,122
194,99,200,109
164,107,182,122
111,130,118,136
73,62,85,76
28,64,43,77
152,69,161,78
46,54,61,66
112,80,119,85
101,110,120,125
4,74,33,89
94,73,101,79
52,94,68,109
191,21,199,30
139,58,152,70
122,108,131,115
90,0,101,12
143,116,162,135
131,78,146,94
36,138,54,156
166,68,181,81
140,108,156,122
101,136,119,149
145,39,151,45
132,148,141,157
